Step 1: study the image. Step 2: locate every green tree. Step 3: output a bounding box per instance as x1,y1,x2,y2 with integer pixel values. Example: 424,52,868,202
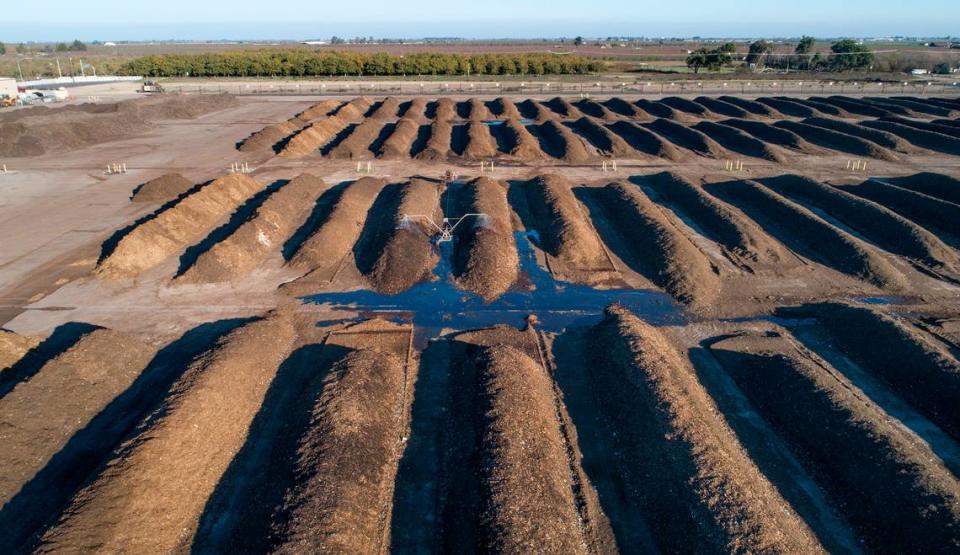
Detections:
55,42,69,52
795,36,815,55
830,39,874,70
933,62,952,75
0,43,5,55
686,43,736,73
71,40,87,51
574,36,584,46
746,40,772,68
16,43,28,54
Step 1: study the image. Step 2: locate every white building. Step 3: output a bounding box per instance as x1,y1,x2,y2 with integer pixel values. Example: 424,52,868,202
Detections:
0,77,17,99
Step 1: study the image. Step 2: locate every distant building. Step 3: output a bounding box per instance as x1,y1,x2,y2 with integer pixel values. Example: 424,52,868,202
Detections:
104,41,117,47
0,77,17,99
911,68,930,75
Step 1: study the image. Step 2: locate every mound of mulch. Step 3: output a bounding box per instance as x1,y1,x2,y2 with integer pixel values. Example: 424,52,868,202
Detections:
327,117,388,159
466,98,494,120
98,172,264,278
567,117,637,158
641,171,791,269
0,94,237,157
490,97,522,120
288,177,386,281
814,302,960,441
708,179,907,290
0,327,159,550
461,121,499,159
179,174,328,283
297,99,342,121
453,177,519,301
502,119,545,159
278,115,349,157
401,97,428,120
270,346,405,553
525,174,606,269
415,120,453,161
368,97,401,120
334,96,374,120
474,343,589,553
693,121,784,162
606,120,684,160
377,117,420,158
365,179,441,294
37,312,297,554
0,329,39,372
237,117,304,152
432,98,458,121
130,173,195,203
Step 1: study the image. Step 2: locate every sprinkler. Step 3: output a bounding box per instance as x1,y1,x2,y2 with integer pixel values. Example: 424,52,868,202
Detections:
400,213,489,243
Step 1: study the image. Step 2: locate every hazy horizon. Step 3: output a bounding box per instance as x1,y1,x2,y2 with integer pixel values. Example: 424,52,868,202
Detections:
1,0,957,42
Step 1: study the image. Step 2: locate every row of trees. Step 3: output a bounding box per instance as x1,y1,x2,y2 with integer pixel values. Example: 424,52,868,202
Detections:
119,50,604,77
2,40,88,55
687,38,877,73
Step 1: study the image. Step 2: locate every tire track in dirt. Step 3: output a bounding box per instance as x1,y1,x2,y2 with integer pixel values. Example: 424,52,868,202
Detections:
840,178,960,244
708,330,960,554
705,179,909,290
585,306,825,553
636,171,794,270
811,302,960,442
759,174,960,276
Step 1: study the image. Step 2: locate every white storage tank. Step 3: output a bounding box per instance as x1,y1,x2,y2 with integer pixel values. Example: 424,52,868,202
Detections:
0,77,18,99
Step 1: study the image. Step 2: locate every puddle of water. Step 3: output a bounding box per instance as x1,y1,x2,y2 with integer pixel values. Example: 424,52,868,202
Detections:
854,296,904,305
306,232,684,340
483,119,535,126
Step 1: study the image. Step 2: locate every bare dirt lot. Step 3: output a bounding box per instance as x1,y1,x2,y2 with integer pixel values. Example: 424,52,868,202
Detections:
1,92,959,552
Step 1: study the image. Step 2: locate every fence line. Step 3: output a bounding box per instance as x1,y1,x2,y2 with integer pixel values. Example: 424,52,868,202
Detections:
163,80,960,97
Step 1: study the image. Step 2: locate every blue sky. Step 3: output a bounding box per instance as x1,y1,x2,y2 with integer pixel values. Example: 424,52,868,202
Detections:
1,0,957,41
